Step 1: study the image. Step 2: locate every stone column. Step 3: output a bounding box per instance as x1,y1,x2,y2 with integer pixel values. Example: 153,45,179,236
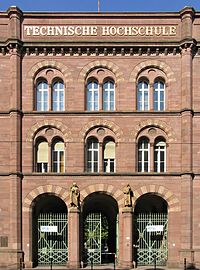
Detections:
118,207,133,268
180,7,194,173
6,6,23,269
68,207,80,268
179,7,195,264
180,174,194,263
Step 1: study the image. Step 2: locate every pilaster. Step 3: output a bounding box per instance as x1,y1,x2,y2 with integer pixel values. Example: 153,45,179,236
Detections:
118,207,133,268
180,174,194,263
68,207,80,269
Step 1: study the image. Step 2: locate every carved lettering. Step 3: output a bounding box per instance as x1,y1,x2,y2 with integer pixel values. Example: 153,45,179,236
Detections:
23,25,177,37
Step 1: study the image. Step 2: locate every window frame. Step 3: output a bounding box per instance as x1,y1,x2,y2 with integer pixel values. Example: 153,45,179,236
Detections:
153,80,165,111
137,80,149,111
103,79,115,111
86,137,99,173
138,137,150,172
52,140,65,173
86,80,99,111
154,139,166,172
52,80,65,111
103,138,116,173
36,80,49,111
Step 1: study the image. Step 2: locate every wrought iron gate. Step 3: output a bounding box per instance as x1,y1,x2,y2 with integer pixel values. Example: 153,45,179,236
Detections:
84,213,102,265
135,213,168,266
37,213,68,265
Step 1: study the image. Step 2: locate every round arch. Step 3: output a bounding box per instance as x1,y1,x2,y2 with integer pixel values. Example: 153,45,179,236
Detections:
131,119,176,143
23,185,69,212
26,120,73,143
79,119,123,143
26,60,73,84
129,60,176,83
78,60,124,83
80,183,124,210
132,184,180,213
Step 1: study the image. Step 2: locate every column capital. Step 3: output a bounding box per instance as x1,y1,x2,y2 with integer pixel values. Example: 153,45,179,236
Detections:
69,207,80,214
122,207,133,214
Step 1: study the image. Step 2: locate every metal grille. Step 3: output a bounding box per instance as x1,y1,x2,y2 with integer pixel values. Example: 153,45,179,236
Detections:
135,213,168,266
85,213,102,265
37,213,68,265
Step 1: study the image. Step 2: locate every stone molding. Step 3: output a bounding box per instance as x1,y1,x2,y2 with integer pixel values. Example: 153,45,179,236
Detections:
131,119,176,143
26,120,72,142
26,60,73,83
78,60,124,83
129,60,176,83
79,119,123,142
133,184,181,212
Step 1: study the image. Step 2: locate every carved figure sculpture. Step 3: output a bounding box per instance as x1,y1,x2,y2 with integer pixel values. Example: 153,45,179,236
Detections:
123,184,133,207
70,182,80,208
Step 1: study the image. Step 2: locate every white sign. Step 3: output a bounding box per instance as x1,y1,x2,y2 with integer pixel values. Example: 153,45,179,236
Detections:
40,226,58,232
146,225,164,232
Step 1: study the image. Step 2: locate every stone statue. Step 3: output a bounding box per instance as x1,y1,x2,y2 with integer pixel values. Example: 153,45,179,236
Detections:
70,182,80,208
123,184,133,207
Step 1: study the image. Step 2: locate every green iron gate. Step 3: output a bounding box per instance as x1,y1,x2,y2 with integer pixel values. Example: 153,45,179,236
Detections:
135,213,168,266
37,213,68,265
85,212,102,265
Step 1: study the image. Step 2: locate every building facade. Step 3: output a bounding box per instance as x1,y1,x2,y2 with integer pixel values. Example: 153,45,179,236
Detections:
0,5,200,269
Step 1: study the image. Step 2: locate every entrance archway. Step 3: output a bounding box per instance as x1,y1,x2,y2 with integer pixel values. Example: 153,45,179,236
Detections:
32,194,68,267
134,193,168,266
82,192,118,265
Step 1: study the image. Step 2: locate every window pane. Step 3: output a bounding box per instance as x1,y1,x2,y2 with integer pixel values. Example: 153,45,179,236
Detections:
110,159,115,172
160,162,165,172
94,151,98,161
144,162,148,172
94,162,98,172
138,151,142,162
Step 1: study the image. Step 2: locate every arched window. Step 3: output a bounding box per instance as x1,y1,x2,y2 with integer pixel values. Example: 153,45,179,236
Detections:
52,140,65,173
87,80,99,111
154,138,166,172
36,81,48,111
53,81,64,111
87,137,99,172
137,81,149,111
103,139,115,172
36,140,48,172
153,80,165,111
138,137,150,172
103,80,115,111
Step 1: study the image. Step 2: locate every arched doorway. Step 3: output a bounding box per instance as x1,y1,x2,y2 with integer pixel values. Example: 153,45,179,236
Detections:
82,192,118,266
134,193,168,266
32,194,68,267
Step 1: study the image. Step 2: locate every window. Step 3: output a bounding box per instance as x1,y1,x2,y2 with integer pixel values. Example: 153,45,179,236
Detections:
87,137,99,172
154,138,166,172
103,139,115,172
86,69,116,111
137,81,149,111
103,80,115,111
136,68,167,111
87,80,99,111
53,81,64,111
36,81,49,111
138,137,150,172
36,140,48,172
35,68,65,111
153,81,165,111
35,135,65,173
52,140,64,173
137,134,167,173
